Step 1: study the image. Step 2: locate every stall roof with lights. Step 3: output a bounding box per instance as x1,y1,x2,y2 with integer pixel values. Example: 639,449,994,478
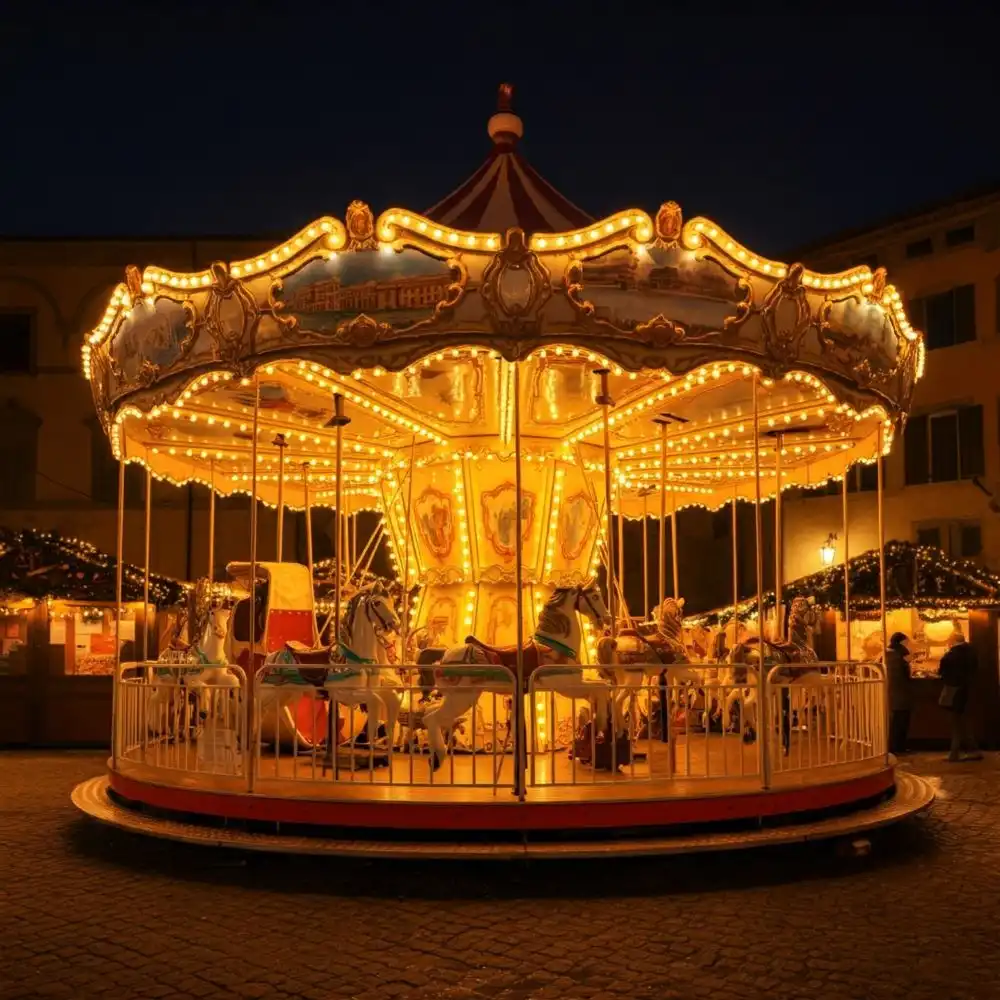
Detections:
0,528,186,606
687,541,1000,628
81,84,924,521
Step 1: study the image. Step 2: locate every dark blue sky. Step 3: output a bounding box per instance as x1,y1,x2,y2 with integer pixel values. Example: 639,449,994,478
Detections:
2,5,997,255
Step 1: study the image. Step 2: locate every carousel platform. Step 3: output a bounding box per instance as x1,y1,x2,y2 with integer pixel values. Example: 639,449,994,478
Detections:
71,758,934,859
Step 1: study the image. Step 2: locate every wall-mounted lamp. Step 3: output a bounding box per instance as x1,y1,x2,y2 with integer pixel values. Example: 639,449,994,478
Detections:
820,533,838,567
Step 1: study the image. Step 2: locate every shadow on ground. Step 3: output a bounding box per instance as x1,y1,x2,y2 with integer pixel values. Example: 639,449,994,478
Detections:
64,809,940,901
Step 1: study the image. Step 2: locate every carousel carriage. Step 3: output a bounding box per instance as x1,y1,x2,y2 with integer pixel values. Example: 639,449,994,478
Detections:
75,84,932,850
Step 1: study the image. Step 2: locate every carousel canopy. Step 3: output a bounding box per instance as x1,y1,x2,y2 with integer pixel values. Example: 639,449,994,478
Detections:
0,528,186,606
79,85,925,635
425,84,592,234
687,540,1000,628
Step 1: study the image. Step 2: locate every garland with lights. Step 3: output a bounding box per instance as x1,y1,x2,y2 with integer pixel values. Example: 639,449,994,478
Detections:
0,528,186,607
686,540,1000,629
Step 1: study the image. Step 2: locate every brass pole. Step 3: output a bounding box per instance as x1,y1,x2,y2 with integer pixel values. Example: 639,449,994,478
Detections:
877,425,889,761
671,487,680,601
595,369,616,636
247,377,260,791
774,432,783,640
401,434,417,662
112,444,126,767
842,464,851,661
731,488,739,637
207,460,216,581
617,482,626,623
143,458,151,663
303,462,314,581
513,361,527,800
657,418,667,619
642,492,649,620
752,376,769,789
330,394,350,655
274,433,286,562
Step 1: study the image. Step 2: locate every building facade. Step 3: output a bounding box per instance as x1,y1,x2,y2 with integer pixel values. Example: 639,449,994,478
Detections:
781,185,1000,581
0,235,333,585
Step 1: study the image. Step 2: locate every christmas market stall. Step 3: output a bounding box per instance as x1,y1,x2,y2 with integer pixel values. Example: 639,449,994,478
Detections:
0,528,186,745
687,540,1000,748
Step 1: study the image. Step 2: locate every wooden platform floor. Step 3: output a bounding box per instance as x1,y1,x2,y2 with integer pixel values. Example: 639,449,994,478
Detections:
117,732,887,805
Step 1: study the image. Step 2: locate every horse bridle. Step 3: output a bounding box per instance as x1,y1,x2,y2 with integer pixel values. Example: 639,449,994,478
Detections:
364,594,397,637
574,586,604,625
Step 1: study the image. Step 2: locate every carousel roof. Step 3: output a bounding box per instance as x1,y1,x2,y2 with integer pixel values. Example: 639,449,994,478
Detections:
425,84,592,234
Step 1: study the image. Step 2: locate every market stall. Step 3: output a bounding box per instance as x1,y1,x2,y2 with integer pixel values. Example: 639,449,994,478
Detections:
0,528,186,745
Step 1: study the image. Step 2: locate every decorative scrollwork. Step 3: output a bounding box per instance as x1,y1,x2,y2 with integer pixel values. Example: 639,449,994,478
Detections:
345,201,378,251
654,201,683,248
759,263,813,365
480,229,552,338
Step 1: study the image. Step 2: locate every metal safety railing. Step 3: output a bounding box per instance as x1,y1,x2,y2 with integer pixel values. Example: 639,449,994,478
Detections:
766,662,886,775
116,662,247,776
113,659,887,796
252,662,517,792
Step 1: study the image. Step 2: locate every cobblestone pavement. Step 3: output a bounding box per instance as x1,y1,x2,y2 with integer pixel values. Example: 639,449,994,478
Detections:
1,752,998,1000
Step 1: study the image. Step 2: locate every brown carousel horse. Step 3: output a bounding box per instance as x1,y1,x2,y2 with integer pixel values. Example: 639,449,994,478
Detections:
597,597,703,741
727,596,827,750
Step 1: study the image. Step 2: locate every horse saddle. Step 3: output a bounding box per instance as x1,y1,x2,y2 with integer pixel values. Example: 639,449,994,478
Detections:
284,640,333,666
619,628,679,664
464,636,540,673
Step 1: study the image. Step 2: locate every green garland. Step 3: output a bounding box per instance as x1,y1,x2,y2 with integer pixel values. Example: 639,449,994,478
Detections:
0,528,186,607
686,539,1000,629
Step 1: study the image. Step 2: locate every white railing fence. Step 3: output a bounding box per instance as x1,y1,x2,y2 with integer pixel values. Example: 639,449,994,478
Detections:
113,659,886,795
251,663,517,792
116,662,247,776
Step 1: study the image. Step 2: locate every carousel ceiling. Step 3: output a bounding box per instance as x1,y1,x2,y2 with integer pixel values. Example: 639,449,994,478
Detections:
81,89,923,518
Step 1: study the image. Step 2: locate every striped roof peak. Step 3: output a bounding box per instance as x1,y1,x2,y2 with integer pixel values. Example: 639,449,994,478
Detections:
425,84,593,235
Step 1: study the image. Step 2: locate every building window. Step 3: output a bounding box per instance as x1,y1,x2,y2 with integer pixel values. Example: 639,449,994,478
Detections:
916,520,982,559
904,406,984,485
89,421,144,507
0,400,40,506
945,224,975,248
803,460,881,498
905,237,934,259
907,285,976,350
0,311,35,374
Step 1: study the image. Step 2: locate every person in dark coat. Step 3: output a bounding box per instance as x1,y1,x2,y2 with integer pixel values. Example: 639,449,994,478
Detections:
939,630,983,762
885,632,912,754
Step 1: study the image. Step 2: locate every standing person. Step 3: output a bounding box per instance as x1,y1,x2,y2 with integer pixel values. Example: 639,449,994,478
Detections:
938,629,983,762
885,632,912,755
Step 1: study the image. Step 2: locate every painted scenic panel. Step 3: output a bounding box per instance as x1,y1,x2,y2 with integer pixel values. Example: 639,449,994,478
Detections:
278,248,453,332
580,246,745,336
820,297,897,370
110,299,193,379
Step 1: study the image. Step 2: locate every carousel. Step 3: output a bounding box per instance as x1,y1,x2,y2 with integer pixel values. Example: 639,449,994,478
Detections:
72,87,934,857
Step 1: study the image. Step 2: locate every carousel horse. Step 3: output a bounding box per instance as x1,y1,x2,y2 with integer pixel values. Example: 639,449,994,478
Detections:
420,582,613,772
596,597,703,738
724,597,830,747
149,606,238,736
259,587,401,752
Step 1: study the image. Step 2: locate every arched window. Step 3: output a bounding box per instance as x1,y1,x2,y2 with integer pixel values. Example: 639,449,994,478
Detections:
87,418,144,507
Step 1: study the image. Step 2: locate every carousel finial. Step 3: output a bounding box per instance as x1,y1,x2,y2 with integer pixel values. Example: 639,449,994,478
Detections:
488,82,523,147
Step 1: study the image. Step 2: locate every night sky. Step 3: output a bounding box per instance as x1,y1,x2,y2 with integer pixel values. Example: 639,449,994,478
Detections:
2,6,997,255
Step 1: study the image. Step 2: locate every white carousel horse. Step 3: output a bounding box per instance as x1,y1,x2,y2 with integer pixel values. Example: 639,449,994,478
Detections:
259,588,401,752
420,582,613,772
149,606,238,735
